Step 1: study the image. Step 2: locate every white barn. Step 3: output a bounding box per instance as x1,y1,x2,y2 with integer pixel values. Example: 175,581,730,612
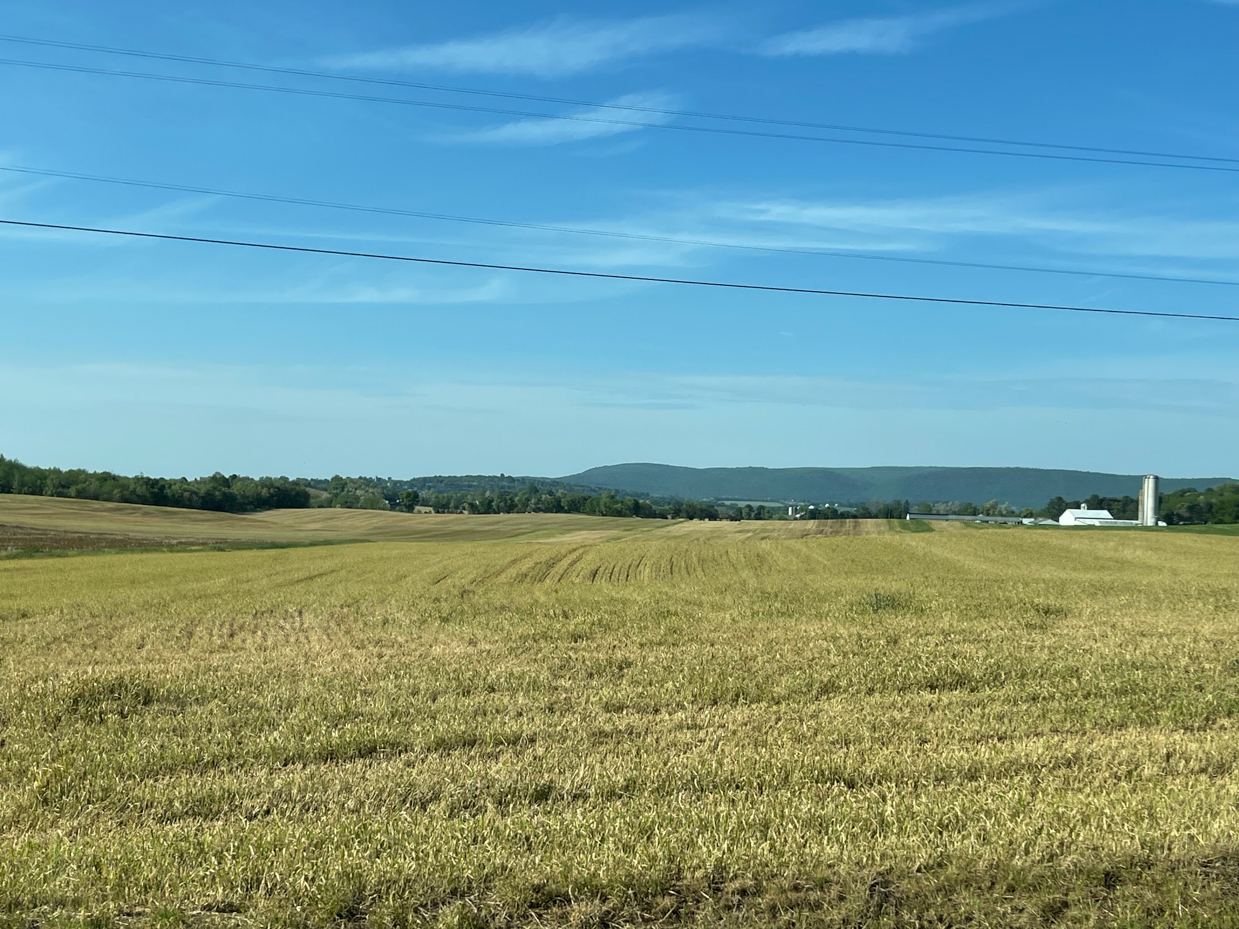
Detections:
1059,508,1140,527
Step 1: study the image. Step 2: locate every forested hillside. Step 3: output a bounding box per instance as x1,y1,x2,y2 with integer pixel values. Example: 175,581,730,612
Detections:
564,463,1233,510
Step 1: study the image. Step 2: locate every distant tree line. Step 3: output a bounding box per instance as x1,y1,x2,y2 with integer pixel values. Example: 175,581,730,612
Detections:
1158,484,1239,525
409,486,722,520
312,475,399,510
801,500,913,519
300,472,629,503
8,452,1235,525
913,499,1021,517
0,456,309,513
0,456,724,520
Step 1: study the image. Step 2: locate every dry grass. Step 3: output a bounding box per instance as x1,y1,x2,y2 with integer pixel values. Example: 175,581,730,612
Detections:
0,495,669,548
0,496,912,551
658,517,901,538
1,515,1238,927
0,523,215,553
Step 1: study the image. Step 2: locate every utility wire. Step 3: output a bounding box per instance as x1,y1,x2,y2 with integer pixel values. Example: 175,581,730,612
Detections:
3,56,1237,174
1,32,1236,167
3,163,1234,288
4,218,1236,323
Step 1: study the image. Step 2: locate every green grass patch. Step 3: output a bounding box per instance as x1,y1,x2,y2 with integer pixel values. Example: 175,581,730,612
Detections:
890,517,934,532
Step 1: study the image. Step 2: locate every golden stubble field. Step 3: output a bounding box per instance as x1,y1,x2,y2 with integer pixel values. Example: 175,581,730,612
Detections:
1,507,1238,927
0,494,906,550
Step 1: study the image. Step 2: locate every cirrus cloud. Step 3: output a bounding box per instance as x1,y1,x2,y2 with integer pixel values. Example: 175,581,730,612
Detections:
453,93,677,147
327,15,726,77
761,2,1022,56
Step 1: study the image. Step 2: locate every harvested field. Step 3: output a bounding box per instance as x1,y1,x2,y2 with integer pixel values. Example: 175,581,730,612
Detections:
0,495,667,547
0,495,914,550
1,507,1237,927
0,522,218,553
658,516,903,537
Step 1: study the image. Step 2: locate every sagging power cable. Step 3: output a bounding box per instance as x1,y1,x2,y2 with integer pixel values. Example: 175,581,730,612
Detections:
3,164,1233,287
4,218,1236,322
2,32,1236,167
3,56,1237,173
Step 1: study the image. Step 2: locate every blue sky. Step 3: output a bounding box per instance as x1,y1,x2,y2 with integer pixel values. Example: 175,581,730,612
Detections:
1,0,1236,479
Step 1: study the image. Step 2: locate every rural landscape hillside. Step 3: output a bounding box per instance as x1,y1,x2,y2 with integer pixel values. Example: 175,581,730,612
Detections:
5,497,1239,925
564,463,1234,509
7,453,1239,524
5,2,1237,925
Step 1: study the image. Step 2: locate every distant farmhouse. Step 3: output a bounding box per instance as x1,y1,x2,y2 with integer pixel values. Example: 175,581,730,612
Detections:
1058,475,1166,526
1058,507,1165,528
1058,507,1139,527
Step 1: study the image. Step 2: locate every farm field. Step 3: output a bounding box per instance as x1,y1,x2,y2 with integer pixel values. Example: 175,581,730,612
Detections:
0,495,666,551
0,494,915,554
2,510,1238,926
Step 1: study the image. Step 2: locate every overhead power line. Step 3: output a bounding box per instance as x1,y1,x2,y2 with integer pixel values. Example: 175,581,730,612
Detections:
3,163,1234,288
1,33,1236,168
3,56,1237,174
4,218,1236,323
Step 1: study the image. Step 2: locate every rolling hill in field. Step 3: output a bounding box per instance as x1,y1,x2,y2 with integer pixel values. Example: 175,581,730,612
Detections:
0,494,659,548
0,494,910,554
561,463,1234,509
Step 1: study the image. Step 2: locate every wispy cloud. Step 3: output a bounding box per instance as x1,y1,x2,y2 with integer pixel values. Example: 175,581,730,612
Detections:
606,372,1239,415
454,93,676,147
761,2,1017,56
283,277,509,306
327,15,724,77
0,152,60,207
0,196,225,248
0,177,54,206
714,192,1239,261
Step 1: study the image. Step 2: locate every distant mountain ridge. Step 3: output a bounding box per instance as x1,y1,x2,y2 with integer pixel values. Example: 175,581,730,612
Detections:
559,464,1235,510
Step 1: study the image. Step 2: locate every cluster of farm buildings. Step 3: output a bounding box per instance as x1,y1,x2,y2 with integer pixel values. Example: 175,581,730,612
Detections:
906,474,1167,527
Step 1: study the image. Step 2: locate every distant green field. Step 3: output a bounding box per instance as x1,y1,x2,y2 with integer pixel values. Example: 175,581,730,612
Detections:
1166,523,1239,537
2,516,1238,927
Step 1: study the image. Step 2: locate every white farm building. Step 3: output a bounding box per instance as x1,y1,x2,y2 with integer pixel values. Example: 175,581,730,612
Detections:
1057,476,1165,527
1058,508,1140,527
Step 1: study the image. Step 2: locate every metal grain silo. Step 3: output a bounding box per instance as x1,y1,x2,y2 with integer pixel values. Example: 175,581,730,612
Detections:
1138,474,1159,526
